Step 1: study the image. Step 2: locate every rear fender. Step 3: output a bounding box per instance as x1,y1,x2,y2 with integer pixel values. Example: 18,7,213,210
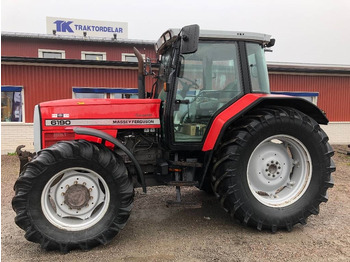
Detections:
202,94,328,152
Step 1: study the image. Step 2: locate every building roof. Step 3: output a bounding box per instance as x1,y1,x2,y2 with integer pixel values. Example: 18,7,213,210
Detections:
2,31,350,75
267,62,350,75
1,31,155,46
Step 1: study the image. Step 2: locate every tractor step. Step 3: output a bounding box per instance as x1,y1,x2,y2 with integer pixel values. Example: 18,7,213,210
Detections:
167,181,199,187
166,181,201,208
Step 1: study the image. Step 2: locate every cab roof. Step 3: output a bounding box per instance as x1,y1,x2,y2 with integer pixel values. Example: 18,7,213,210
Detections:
155,27,272,54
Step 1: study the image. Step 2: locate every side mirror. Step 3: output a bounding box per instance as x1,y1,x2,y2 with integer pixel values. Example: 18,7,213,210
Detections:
266,38,276,48
180,24,199,54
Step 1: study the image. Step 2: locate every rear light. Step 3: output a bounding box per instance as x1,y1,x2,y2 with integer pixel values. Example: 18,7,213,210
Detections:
43,132,75,148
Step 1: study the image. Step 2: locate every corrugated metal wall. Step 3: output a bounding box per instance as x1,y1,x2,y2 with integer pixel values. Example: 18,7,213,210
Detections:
2,63,349,123
1,64,156,122
269,73,350,122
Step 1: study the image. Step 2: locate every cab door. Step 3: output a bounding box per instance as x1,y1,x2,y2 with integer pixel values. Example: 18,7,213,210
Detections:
170,42,244,147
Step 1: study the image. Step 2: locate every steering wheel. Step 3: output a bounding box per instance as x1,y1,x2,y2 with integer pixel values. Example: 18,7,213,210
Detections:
177,77,200,98
179,77,200,89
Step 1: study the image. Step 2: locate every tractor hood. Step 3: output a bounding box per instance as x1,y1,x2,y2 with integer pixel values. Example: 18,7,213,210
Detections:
39,98,161,130
35,98,161,150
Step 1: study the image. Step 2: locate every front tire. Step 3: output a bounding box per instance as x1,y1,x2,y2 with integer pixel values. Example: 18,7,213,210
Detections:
12,140,134,252
212,106,335,231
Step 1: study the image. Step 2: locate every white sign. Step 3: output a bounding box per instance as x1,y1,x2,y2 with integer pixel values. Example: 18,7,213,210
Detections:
46,17,128,38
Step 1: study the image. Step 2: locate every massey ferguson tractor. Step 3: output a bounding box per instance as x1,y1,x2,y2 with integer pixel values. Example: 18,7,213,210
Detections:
12,25,335,252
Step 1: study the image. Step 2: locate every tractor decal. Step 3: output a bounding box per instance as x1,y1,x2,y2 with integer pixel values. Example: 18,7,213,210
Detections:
45,118,161,126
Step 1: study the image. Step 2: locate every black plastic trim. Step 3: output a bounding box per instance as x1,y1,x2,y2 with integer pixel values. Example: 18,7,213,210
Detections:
238,42,251,94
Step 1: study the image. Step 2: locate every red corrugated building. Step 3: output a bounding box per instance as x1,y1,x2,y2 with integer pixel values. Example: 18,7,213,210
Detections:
268,63,350,122
1,32,349,153
1,33,157,123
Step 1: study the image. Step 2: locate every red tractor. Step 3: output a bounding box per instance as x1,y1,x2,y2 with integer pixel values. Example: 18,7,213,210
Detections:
12,25,335,252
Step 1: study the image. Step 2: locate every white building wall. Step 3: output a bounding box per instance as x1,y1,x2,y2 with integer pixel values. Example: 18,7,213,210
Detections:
1,122,349,155
1,123,35,155
321,122,350,145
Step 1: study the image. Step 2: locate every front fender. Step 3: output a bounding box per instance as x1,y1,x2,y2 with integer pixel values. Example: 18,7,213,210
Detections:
73,127,147,193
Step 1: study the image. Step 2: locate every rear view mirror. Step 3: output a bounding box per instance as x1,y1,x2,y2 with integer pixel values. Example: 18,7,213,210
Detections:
180,24,199,54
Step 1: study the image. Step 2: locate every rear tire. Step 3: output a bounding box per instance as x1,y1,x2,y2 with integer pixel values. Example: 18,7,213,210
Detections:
12,140,134,252
212,106,335,231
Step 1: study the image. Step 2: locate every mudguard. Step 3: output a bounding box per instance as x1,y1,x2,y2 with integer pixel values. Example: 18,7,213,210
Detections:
74,127,147,193
202,93,328,152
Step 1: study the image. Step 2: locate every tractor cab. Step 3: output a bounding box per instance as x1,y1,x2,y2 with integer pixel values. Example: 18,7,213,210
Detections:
154,25,274,150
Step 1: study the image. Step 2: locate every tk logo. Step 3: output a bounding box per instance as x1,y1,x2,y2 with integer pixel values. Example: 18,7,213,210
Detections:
54,20,73,33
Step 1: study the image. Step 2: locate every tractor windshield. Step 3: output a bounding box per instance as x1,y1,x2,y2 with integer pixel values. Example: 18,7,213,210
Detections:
173,41,243,142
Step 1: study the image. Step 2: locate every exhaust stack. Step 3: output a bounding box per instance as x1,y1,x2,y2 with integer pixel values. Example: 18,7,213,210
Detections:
133,47,145,99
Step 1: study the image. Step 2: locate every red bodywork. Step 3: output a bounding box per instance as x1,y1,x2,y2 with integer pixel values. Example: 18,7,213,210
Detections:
39,98,161,148
202,94,265,151
39,94,297,152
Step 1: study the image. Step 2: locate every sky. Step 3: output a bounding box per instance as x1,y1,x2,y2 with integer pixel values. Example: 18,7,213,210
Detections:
1,0,350,65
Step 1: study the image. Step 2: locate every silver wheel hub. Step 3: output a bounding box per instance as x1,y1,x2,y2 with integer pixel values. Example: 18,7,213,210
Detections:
64,184,90,210
247,135,312,207
41,168,110,231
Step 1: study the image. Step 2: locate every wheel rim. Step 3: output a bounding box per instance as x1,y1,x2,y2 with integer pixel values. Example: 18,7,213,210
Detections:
41,167,110,231
247,135,312,207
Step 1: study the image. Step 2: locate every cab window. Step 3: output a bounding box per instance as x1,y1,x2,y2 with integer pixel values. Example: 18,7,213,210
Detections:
173,42,242,142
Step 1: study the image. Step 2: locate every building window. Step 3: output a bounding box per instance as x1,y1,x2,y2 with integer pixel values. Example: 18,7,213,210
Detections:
81,51,106,61
73,88,138,99
38,49,65,59
1,86,24,122
122,53,145,62
271,91,319,105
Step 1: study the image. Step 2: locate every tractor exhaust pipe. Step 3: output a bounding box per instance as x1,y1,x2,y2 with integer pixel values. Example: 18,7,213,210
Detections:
133,47,145,99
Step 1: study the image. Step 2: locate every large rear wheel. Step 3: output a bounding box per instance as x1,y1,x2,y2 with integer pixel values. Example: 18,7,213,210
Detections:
12,140,134,252
212,106,335,231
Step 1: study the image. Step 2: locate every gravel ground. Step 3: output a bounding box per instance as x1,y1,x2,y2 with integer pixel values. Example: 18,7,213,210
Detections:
1,145,350,262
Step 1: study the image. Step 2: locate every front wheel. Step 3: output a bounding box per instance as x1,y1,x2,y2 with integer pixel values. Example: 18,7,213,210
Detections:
212,106,335,231
12,140,134,252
